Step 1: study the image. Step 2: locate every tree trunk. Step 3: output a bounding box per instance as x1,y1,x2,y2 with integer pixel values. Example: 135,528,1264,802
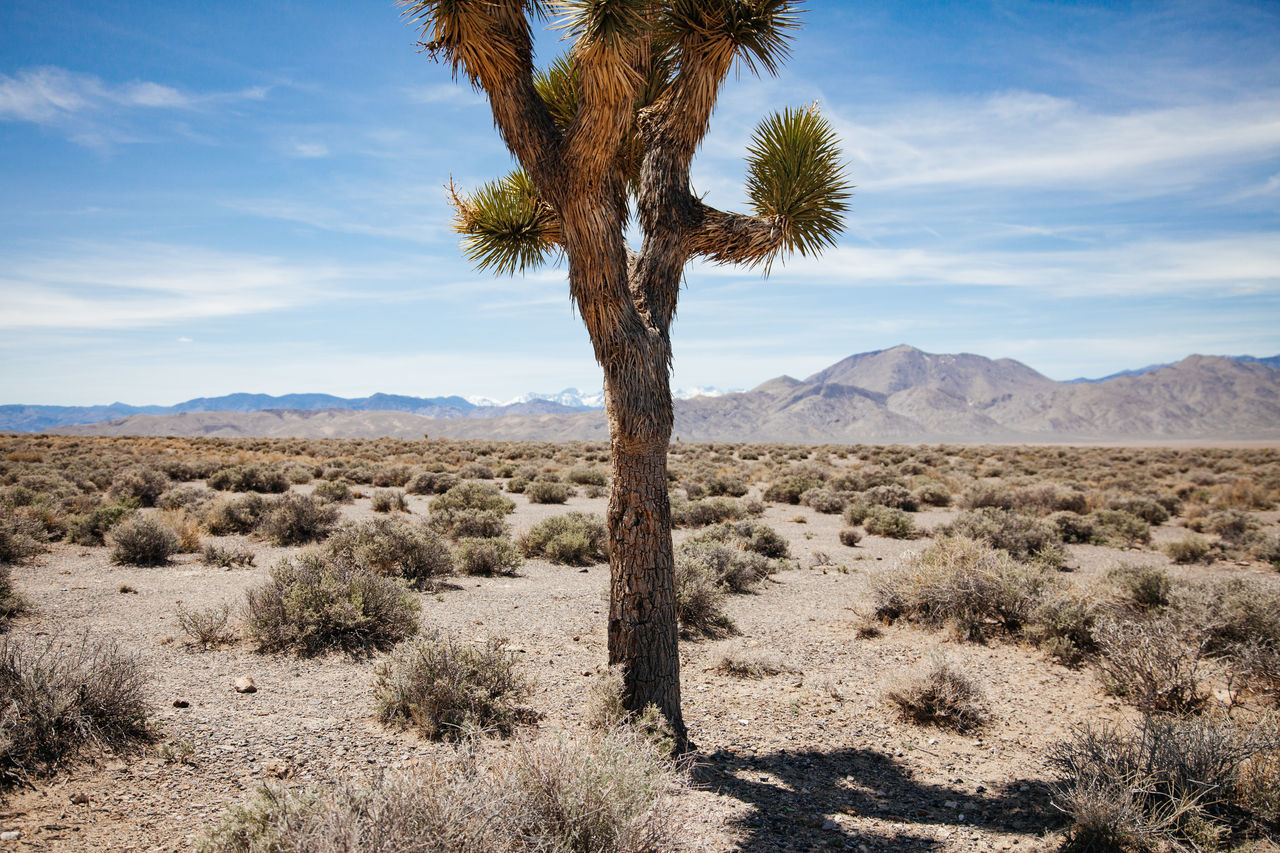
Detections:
605,390,686,751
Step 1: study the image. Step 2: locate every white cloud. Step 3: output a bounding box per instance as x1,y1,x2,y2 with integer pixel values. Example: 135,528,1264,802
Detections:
290,141,330,158
0,243,354,329
831,90,1280,194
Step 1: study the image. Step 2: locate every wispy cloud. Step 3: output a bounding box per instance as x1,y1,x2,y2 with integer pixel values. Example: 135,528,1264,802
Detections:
831,90,1280,194
0,242,353,329
0,66,266,146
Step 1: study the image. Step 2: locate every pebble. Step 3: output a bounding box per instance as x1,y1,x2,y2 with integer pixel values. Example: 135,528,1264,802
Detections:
172,700,190,708
234,677,257,694
0,831,19,841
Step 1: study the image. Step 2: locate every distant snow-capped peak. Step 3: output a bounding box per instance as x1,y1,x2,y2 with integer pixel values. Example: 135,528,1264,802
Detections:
466,385,736,409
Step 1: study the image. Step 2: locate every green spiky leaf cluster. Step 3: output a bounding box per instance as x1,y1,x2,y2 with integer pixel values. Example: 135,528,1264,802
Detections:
454,170,560,274
745,105,851,257
660,0,800,75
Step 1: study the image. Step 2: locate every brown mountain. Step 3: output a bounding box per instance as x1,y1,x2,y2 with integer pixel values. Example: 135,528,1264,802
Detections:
46,347,1280,443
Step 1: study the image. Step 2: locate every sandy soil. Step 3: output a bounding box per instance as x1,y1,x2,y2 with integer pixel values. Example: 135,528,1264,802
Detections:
2,483,1278,852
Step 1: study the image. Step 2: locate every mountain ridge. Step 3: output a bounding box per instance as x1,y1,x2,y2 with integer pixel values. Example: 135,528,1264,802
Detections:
36,347,1280,443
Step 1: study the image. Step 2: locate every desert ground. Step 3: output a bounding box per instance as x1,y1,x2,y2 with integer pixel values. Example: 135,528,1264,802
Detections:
0,435,1277,852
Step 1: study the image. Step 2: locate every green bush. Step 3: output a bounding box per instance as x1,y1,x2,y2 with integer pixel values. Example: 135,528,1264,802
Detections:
943,507,1064,566
686,520,789,559
862,505,916,539
838,527,862,547
405,471,458,495
1088,509,1152,547
566,465,608,486
676,541,773,594
429,483,514,539
1048,510,1096,544
861,483,918,511
1028,589,1102,666
198,728,677,853
525,481,573,504
257,493,339,546
1106,563,1171,612
871,536,1057,640
207,464,289,494
799,488,846,514
109,465,170,507
0,633,151,785
674,553,734,638
518,513,607,565
374,630,533,740
370,489,408,513
670,496,755,528
109,515,179,566
65,497,138,546
312,480,353,503
325,517,453,587
762,474,820,504
243,554,419,656
455,537,522,576
203,494,268,536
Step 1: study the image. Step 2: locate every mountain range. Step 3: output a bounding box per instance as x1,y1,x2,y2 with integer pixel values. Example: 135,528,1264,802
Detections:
31,346,1280,443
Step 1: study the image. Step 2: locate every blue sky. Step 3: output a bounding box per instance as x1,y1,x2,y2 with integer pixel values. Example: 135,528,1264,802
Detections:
2,0,1278,406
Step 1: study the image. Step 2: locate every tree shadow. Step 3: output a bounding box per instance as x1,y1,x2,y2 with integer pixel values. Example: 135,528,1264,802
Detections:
691,744,1064,851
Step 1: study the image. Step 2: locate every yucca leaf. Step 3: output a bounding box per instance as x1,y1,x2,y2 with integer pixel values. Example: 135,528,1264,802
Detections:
745,104,850,258
452,170,561,275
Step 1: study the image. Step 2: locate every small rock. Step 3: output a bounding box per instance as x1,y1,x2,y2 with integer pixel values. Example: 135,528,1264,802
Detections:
234,677,257,694
944,800,959,809
69,792,90,805
0,830,19,841
821,818,838,830
262,758,291,778
172,699,190,708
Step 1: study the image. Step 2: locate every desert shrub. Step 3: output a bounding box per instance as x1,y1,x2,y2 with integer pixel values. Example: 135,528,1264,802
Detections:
1188,578,1280,703
1164,532,1213,564
65,496,138,545
686,520,789,559
370,489,408,513
870,536,1057,640
455,537,522,576
716,650,790,679
161,508,203,553
109,514,179,566
311,480,353,503
838,527,862,547
861,483,918,512
525,481,573,504
762,474,820,504
283,463,314,485
371,465,412,488
324,518,453,587
109,465,170,507
1093,614,1208,714
885,654,988,732
405,470,458,495
1108,495,1170,525
433,482,515,514
670,496,754,528
204,494,268,536
584,667,677,755
256,493,339,546
943,507,1065,567
0,509,47,564
517,513,607,566
566,465,607,486
862,505,916,539
1047,510,1096,545
911,480,952,507
1107,563,1171,612
457,462,494,480
506,476,530,494
1203,509,1261,547
176,603,236,650
959,482,1014,510
0,564,25,626
202,543,256,568
1088,509,1152,547
674,554,734,638
799,488,845,514
374,630,533,740
157,485,217,512
705,474,749,497
1050,713,1280,852
243,554,419,656
1028,588,1102,666
207,464,289,494
1252,534,1280,570
842,499,870,526
198,727,676,853
676,541,773,594
430,484,514,539
0,633,150,785
1014,483,1088,515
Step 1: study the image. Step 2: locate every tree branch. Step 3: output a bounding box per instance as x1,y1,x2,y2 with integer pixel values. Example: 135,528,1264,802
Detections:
685,201,785,269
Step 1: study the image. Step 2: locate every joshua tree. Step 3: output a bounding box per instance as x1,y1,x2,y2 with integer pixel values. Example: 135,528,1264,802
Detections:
403,0,849,748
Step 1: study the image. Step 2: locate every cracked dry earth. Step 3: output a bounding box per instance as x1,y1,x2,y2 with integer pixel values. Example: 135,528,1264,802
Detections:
4,486,1279,852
